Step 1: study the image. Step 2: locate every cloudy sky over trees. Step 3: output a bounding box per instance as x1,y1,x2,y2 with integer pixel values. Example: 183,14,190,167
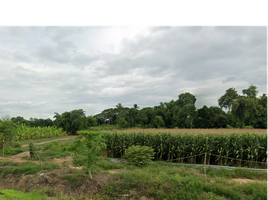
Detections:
0,26,266,119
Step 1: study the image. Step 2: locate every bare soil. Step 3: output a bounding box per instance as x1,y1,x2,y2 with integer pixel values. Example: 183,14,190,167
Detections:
21,136,78,148
231,178,261,184
0,169,118,198
0,151,39,164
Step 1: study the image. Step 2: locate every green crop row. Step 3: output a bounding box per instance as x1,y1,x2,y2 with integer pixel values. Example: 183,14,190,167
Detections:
103,132,267,168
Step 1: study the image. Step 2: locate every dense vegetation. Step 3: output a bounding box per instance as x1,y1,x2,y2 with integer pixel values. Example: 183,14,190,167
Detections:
0,136,267,200
94,85,267,129
104,132,267,168
7,85,267,134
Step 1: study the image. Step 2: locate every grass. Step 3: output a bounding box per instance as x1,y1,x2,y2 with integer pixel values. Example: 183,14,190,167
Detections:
0,189,49,200
0,157,267,200
0,134,267,200
0,161,59,177
0,189,87,200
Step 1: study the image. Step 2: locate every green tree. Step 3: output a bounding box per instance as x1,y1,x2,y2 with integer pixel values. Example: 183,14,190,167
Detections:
177,92,197,107
0,116,16,156
118,118,129,128
86,116,98,127
155,116,165,128
53,109,87,134
11,116,30,126
77,131,106,179
231,96,257,128
242,84,258,98
218,88,238,111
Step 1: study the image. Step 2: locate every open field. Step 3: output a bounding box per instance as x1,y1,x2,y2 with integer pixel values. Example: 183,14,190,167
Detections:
0,157,267,200
0,136,267,199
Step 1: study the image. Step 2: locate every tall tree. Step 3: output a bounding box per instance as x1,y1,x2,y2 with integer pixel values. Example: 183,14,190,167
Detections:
218,88,238,111
177,92,196,107
242,84,258,98
53,109,87,134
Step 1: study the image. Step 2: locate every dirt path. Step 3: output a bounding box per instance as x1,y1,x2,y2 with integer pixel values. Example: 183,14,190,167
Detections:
21,136,78,147
0,136,80,168
0,151,39,164
0,151,81,169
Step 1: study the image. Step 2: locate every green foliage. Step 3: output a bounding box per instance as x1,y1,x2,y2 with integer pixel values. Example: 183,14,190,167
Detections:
0,189,48,200
0,161,59,177
203,184,241,200
62,173,86,187
15,123,66,141
218,88,238,111
29,143,36,160
118,118,129,128
2,147,23,156
54,109,87,134
104,132,267,167
77,130,107,179
0,117,17,148
124,145,155,166
12,141,22,148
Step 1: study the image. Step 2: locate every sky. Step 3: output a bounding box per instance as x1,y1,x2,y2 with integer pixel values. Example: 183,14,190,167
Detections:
0,26,266,120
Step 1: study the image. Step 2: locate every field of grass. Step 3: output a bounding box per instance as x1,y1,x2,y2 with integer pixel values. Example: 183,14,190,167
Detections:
0,131,267,199
0,156,267,200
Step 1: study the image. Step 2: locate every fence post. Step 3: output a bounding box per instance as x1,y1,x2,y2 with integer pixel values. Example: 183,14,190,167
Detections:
124,161,126,177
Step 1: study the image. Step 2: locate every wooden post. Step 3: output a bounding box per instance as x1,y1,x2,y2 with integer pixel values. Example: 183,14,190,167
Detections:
204,152,207,185
124,161,126,177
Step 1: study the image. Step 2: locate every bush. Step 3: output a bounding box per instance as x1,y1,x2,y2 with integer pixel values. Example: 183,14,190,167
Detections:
12,142,22,148
226,124,233,129
29,143,37,160
244,125,254,129
3,147,23,156
124,145,155,166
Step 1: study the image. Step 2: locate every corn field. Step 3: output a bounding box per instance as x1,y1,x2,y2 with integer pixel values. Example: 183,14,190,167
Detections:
103,132,267,168
14,123,67,140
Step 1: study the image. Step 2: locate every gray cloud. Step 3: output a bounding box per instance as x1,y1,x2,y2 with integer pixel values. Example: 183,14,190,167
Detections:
0,26,266,119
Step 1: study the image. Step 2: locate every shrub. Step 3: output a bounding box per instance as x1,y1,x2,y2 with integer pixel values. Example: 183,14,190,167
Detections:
3,147,23,156
226,124,233,129
12,142,22,148
124,145,155,166
29,143,37,160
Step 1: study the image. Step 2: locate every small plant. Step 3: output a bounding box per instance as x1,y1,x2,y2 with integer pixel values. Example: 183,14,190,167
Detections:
29,143,36,160
124,145,155,166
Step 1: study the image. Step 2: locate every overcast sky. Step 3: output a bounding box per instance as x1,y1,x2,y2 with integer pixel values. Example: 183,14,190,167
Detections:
0,26,266,120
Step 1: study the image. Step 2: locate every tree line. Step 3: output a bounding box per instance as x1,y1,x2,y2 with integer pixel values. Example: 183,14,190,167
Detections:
95,85,266,129
8,85,267,134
